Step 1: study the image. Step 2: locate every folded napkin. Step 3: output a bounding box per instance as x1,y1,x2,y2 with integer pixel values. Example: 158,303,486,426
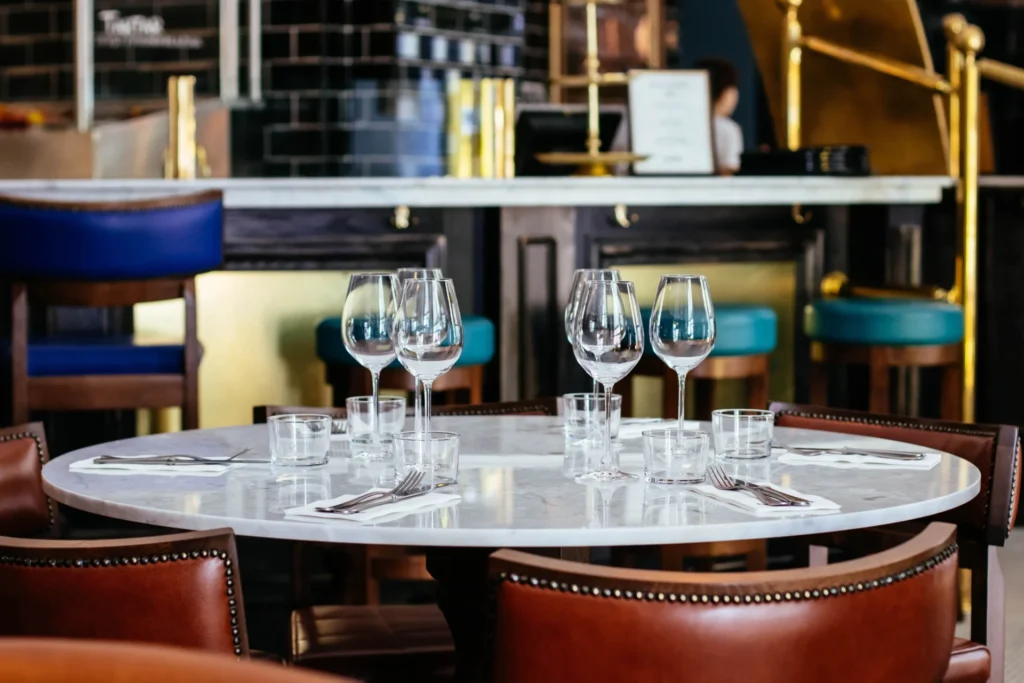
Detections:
616,420,702,440
691,482,840,517
284,488,461,523
776,449,941,471
69,456,228,477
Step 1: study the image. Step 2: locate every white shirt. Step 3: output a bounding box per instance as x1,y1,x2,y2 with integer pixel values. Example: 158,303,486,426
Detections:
713,115,744,173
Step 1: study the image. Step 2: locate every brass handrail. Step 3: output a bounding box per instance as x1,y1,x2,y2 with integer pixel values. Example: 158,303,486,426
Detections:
800,36,952,94
978,58,1024,89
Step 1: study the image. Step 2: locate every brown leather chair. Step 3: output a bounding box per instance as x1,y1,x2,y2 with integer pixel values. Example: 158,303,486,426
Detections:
0,639,354,683
0,421,56,537
491,522,973,683
771,402,1018,683
256,399,559,683
0,528,248,656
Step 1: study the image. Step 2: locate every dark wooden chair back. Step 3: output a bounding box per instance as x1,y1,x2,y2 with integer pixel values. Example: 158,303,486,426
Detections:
491,523,962,683
0,639,353,683
253,399,561,424
0,529,248,656
0,422,56,538
769,402,1019,547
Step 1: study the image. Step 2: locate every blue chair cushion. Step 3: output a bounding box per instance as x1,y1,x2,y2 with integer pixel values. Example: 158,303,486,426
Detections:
805,299,964,346
642,303,778,357
317,315,495,368
13,336,187,376
0,192,223,280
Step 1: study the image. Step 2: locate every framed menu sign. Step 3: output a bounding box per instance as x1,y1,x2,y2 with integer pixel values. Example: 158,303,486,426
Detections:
628,70,715,175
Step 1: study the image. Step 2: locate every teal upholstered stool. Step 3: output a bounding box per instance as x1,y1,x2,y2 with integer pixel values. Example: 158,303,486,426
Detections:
626,304,778,418
316,315,495,406
804,298,963,417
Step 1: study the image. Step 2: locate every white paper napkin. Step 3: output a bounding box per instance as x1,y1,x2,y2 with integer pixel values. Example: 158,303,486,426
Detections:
284,488,461,523
69,456,229,477
691,482,840,517
616,420,702,440
776,449,941,470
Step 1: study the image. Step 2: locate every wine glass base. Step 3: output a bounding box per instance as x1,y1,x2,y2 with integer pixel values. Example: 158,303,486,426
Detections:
575,470,637,483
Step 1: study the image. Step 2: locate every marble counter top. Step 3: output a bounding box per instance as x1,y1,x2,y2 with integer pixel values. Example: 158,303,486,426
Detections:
43,417,980,548
0,176,951,209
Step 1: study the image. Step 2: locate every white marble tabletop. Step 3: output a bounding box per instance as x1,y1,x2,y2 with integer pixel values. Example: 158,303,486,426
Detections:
42,417,980,548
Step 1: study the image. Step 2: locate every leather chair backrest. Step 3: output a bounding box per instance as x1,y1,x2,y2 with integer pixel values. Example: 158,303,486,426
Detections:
253,399,560,424
0,639,354,683
491,523,960,683
0,529,247,655
0,191,223,280
0,422,55,537
770,402,1020,546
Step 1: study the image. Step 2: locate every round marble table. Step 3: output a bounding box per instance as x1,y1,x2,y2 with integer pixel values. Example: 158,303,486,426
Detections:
43,416,980,547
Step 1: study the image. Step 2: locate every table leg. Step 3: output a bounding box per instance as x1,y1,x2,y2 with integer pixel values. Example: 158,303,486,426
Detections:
426,547,495,683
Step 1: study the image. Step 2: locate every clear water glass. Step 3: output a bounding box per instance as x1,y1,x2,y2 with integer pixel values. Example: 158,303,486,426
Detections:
342,273,399,443
712,409,774,460
394,431,461,487
643,429,710,484
396,268,443,432
562,393,622,443
571,279,644,482
565,269,620,394
650,274,716,433
346,396,407,435
269,414,331,467
394,278,464,434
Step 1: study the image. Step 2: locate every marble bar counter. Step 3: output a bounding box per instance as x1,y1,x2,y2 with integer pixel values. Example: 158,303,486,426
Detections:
0,175,952,208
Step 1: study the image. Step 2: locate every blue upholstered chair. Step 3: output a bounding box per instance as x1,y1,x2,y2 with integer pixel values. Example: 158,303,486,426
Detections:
804,298,963,417
626,303,778,419
316,314,495,406
0,191,223,429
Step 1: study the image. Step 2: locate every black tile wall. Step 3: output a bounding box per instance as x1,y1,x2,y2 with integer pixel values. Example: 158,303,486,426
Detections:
1,0,537,177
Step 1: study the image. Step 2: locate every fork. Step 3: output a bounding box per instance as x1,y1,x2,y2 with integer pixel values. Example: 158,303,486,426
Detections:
93,448,261,465
333,484,434,515
706,465,795,507
315,469,424,513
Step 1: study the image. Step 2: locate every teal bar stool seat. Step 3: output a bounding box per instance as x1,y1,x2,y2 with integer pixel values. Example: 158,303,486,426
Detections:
316,315,495,406
626,304,778,419
804,298,964,417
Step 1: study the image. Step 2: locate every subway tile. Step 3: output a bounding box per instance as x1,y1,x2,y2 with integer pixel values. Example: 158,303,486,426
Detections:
268,63,323,90
7,8,51,35
262,31,291,60
296,95,322,123
158,3,213,31
268,0,322,26
268,128,324,156
8,71,53,99
0,42,29,67
28,38,71,65
263,95,293,125
294,160,328,177
297,30,322,58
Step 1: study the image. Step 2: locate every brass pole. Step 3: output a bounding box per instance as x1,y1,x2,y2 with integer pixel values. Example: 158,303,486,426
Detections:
800,36,951,94
781,0,802,151
956,25,984,423
165,75,198,180
549,2,564,104
978,58,1024,89
944,14,966,178
584,0,601,156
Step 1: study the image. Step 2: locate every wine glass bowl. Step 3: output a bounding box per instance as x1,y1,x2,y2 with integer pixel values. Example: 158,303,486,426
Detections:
564,268,621,344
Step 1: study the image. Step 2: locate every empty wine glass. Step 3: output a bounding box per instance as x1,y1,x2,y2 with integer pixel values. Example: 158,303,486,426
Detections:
394,278,464,434
572,279,644,481
342,273,399,442
565,269,620,393
649,275,716,432
396,267,443,432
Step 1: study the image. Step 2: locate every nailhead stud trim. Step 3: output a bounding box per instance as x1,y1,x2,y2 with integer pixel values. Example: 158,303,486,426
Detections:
0,544,243,655
496,543,957,606
1,431,54,530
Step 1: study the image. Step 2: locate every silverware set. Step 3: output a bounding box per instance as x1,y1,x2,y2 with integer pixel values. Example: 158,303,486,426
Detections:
772,442,926,461
93,448,268,466
706,464,811,507
315,469,431,515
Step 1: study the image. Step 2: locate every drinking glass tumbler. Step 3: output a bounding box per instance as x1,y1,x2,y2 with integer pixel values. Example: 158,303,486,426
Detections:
346,396,407,435
642,429,710,484
712,409,774,460
393,431,461,488
269,414,331,467
562,393,622,442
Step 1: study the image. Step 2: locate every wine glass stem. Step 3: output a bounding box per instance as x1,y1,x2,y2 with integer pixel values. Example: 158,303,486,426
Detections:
370,370,380,440
677,371,687,434
414,378,423,433
601,382,614,473
591,377,599,395
423,381,433,435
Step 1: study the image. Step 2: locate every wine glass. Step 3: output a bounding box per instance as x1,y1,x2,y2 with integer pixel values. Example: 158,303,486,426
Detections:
396,267,443,431
649,275,716,432
572,279,644,481
393,278,464,434
565,269,620,393
341,273,399,442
